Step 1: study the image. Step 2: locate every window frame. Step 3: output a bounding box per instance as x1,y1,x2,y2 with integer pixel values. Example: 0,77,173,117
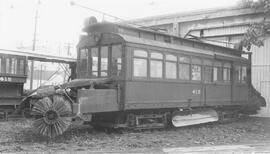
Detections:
100,45,109,77
132,49,148,79
178,55,191,81
111,44,123,77
234,64,242,83
165,54,177,79
78,48,89,77
203,59,213,83
213,61,223,83
191,57,202,81
241,65,248,84
149,51,164,79
223,62,231,83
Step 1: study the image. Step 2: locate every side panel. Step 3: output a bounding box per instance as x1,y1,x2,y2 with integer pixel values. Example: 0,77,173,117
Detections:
205,84,231,106
76,89,119,113
0,84,23,97
124,81,203,110
232,84,249,104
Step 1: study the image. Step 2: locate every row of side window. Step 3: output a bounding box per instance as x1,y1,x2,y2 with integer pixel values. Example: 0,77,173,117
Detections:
132,49,247,83
0,56,25,75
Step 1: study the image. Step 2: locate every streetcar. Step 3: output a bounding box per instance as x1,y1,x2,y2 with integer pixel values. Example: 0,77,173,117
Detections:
0,52,27,110
23,17,266,137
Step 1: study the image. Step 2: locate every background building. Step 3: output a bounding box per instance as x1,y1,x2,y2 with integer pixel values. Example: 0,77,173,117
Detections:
131,7,270,117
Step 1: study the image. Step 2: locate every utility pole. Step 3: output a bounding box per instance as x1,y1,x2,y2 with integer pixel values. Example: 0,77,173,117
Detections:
30,1,40,90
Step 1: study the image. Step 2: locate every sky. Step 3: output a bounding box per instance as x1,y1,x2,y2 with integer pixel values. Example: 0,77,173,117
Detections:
0,0,241,51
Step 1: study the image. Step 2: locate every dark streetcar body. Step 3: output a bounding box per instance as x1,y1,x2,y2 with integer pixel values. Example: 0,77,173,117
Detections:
25,20,266,137
0,53,27,110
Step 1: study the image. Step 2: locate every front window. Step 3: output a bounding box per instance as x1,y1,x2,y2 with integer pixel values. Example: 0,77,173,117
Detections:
100,46,108,76
90,47,98,77
111,44,122,76
78,44,122,78
79,48,88,75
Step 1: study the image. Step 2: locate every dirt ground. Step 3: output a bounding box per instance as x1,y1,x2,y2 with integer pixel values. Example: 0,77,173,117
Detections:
0,116,270,153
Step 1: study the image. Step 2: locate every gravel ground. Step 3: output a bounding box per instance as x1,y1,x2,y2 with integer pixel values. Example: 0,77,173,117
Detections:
0,116,270,153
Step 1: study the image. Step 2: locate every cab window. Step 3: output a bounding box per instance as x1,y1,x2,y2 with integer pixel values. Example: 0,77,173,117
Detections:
111,44,122,76
90,47,98,77
79,48,88,75
100,46,108,76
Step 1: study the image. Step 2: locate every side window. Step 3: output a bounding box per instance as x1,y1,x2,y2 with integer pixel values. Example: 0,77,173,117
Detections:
111,44,122,76
133,50,148,77
235,65,241,82
241,66,247,83
179,56,190,80
100,46,108,76
223,63,231,82
191,58,201,81
11,57,17,74
90,47,98,77
79,48,88,74
165,54,177,79
150,52,163,78
213,62,222,82
19,59,25,75
204,60,212,83
6,58,10,74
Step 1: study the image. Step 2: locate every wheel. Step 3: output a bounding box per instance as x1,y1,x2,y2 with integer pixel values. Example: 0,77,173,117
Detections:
31,95,72,138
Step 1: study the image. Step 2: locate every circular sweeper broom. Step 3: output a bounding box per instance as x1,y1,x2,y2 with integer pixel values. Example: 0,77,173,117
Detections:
31,95,72,138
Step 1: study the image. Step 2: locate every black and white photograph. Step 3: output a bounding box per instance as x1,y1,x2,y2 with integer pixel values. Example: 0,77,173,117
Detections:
0,0,270,153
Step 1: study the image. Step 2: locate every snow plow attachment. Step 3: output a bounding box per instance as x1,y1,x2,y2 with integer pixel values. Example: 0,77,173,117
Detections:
31,95,72,138
172,108,218,127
